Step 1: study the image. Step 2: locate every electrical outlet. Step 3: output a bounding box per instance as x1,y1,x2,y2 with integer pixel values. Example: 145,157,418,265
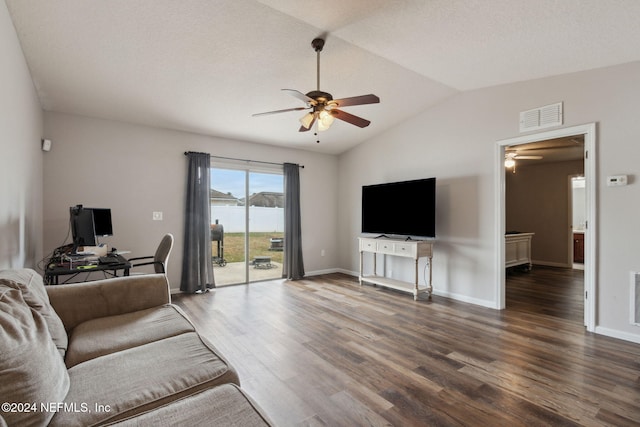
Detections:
321,249,325,257
152,211,163,221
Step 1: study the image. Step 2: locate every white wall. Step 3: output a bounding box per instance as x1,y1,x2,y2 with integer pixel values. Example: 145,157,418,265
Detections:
0,1,43,269
42,113,338,289
338,61,640,342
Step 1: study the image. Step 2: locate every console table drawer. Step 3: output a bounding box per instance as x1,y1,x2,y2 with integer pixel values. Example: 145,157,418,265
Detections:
360,238,432,258
394,242,416,257
360,239,377,252
376,241,395,254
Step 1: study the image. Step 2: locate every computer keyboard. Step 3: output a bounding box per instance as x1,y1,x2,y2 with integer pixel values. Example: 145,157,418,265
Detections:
99,256,121,265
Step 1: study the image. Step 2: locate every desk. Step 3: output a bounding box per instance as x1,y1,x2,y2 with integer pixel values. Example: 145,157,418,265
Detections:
45,254,131,285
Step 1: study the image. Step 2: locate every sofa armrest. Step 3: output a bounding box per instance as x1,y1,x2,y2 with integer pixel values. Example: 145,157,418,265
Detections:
46,274,170,332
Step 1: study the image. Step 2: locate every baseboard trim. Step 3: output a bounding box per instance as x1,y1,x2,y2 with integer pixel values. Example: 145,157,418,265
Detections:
305,268,342,277
531,260,572,268
594,326,640,345
431,289,498,309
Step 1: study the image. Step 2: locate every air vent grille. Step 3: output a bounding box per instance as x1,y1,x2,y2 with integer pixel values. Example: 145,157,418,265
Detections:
519,102,563,132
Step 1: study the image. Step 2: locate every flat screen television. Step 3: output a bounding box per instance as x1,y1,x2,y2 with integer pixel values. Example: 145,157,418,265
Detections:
361,177,436,238
89,208,113,237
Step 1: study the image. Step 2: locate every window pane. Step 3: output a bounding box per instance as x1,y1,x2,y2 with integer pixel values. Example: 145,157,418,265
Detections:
211,167,284,285
211,168,246,286
248,171,283,282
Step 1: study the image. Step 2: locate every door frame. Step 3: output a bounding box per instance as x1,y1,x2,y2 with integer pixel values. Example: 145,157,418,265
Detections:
495,123,596,331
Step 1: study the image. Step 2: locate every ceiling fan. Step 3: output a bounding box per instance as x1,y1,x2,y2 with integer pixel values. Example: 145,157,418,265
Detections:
505,151,544,161
252,38,380,139
504,151,543,169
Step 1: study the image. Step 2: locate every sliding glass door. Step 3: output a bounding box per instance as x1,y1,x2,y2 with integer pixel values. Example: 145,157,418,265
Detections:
210,165,284,286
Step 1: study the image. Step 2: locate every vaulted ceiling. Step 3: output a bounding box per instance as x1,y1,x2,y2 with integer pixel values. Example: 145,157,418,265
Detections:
6,0,640,154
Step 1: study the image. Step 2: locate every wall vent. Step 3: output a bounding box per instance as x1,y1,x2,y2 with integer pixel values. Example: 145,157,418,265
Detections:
519,102,563,132
631,272,640,326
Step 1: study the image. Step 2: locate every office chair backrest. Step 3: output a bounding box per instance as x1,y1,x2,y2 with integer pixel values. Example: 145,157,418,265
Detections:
154,233,174,274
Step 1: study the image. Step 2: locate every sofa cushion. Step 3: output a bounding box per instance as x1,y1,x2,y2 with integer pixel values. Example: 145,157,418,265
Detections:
46,274,171,332
65,304,196,367
109,384,273,426
0,268,68,357
50,332,239,426
0,284,70,427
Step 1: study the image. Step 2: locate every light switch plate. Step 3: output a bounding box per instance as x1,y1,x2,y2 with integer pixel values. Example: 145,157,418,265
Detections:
607,175,628,186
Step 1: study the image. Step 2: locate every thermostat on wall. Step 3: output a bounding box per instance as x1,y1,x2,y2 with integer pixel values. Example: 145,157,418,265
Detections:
607,175,628,186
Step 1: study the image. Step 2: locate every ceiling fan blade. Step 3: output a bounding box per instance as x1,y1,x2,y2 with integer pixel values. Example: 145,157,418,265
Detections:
331,94,380,107
252,107,308,117
282,89,316,105
514,155,543,160
330,109,371,128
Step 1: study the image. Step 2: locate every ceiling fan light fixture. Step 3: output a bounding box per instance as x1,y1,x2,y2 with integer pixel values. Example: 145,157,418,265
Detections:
317,110,335,131
299,112,315,129
504,158,516,168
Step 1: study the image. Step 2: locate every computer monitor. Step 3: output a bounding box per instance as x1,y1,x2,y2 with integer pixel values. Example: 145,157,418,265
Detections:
70,205,96,249
89,208,113,237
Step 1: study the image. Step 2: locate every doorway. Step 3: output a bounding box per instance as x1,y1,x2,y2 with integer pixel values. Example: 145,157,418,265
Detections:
210,164,284,286
496,123,596,331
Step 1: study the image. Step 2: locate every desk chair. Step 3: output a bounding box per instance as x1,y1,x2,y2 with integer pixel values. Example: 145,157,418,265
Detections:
129,233,174,274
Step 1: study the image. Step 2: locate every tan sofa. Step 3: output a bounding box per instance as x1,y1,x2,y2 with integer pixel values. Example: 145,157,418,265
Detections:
0,269,273,427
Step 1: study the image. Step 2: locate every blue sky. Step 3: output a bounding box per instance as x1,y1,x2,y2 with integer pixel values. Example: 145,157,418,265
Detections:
211,168,283,199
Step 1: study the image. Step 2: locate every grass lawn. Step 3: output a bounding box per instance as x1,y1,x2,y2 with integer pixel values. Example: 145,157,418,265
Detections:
213,232,284,263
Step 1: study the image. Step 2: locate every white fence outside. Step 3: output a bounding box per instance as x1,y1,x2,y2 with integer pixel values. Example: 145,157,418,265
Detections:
211,205,283,233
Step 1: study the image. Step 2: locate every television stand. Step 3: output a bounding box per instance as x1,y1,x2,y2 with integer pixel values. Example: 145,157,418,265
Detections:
358,237,434,300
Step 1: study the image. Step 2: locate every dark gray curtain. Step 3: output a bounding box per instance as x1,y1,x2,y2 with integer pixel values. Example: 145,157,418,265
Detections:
181,152,214,293
282,163,305,280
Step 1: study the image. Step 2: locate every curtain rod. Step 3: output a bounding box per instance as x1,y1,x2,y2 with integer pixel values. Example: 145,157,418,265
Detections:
183,151,304,168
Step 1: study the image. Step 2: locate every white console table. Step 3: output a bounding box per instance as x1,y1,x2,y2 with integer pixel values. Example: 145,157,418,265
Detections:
358,237,434,300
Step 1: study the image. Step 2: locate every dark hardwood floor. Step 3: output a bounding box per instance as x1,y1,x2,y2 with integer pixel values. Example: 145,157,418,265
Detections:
173,267,640,426
506,265,585,322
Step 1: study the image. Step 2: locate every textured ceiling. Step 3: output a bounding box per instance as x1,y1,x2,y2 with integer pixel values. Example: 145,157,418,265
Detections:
6,0,640,155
